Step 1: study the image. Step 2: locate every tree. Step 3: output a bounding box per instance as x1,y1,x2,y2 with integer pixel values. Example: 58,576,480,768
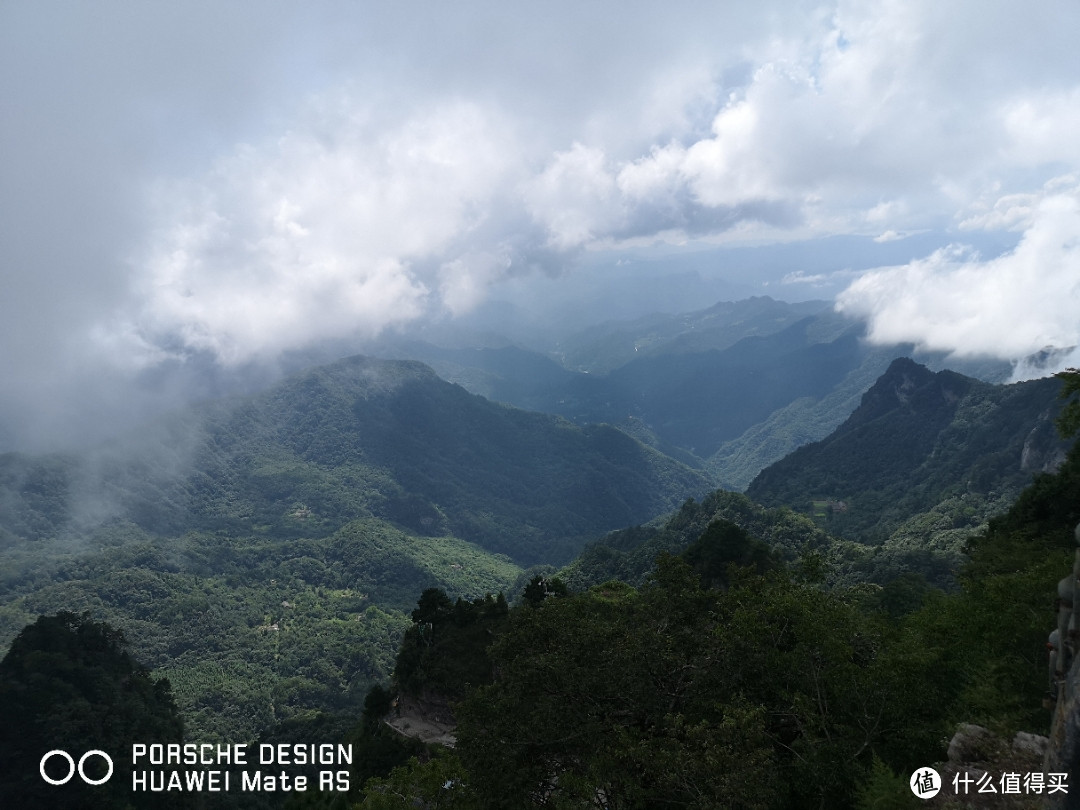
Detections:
0,611,183,808
681,518,778,588
455,559,777,808
396,591,509,698
1056,368,1080,439
447,555,955,809
359,750,477,809
521,574,567,607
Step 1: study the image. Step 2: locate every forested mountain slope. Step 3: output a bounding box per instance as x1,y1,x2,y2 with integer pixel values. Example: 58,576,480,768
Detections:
343,376,1080,810
553,295,832,373
562,359,1072,594
0,355,710,739
559,489,830,591
377,300,1014,491
0,355,710,566
390,314,872,465
747,357,1068,547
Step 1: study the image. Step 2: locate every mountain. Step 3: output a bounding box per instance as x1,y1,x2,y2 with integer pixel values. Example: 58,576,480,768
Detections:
374,300,1013,491
552,295,832,373
2,345,1059,744
368,341,582,417
0,355,710,566
384,311,872,469
560,359,1072,595
703,344,901,489
746,357,1069,555
0,354,713,738
558,489,832,591
348,399,1080,810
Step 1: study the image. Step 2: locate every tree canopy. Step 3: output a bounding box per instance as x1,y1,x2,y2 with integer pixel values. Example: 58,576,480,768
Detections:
0,611,183,808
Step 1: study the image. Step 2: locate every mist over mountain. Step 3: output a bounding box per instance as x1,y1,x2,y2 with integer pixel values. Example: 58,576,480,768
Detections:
0,354,709,566
0,314,1075,760
0,353,714,738
370,298,1015,491
4,5,1080,803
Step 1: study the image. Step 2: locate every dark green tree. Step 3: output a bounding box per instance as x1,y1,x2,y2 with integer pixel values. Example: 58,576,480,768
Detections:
443,555,955,809
1057,368,1080,438
681,518,778,588
0,611,183,808
520,574,567,607
412,587,454,625
396,591,509,698
454,559,777,809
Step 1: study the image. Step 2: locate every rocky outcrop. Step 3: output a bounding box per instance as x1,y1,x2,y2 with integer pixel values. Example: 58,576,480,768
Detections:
923,725,1049,808
1021,415,1068,474
1043,522,1080,810
948,723,1009,764
383,692,457,748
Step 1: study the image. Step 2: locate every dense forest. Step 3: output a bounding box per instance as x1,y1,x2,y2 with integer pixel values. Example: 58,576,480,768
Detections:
0,357,1075,807
4,0,1077,806
345,394,1080,808
0,355,710,740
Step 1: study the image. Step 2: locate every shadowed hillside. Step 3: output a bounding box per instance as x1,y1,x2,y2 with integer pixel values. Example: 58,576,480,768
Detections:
747,357,1068,545
0,355,711,566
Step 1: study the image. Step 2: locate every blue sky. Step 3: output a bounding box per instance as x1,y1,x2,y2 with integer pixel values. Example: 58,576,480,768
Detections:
2,0,1079,445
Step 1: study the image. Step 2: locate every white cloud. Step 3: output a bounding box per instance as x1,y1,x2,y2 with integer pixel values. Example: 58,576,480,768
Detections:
523,143,620,251
873,230,905,243
505,1,1080,259
837,190,1080,377
23,0,1080,374
1001,89,1080,169
105,100,522,365
959,174,1080,232
438,251,513,317
781,271,828,285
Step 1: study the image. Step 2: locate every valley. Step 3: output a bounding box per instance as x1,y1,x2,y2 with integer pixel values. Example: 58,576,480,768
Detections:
0,296,1075,808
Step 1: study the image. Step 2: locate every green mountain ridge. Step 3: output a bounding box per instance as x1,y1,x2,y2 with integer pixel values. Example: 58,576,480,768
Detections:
745,357,1069,584
1,354,711,566
351,429,1080,810
558,488,831,591
0,341,1073,809
390,313,872,463
552,295,833,373
559,358,1071,593
377,299,1014,493
0,354,711,739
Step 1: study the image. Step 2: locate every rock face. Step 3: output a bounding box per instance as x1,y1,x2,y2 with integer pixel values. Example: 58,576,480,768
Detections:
1013,732,1049,761
948,724,1008,764
1043,522,1080,810
926,725,1050,808
1021,415,1069,474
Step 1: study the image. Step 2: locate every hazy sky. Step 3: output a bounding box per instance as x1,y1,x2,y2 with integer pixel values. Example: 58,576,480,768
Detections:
2,0,1079,447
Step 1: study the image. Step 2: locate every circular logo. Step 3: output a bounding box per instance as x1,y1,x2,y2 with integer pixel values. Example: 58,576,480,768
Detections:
40,750,75,785
910,767,941,799
39,750,114,786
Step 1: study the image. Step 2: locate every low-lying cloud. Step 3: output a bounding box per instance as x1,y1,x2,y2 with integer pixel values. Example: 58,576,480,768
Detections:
4,1,1080,447
106,100,523,366
88,1,1080,369
837,184,1080,379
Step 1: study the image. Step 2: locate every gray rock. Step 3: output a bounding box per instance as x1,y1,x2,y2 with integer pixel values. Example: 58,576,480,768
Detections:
947,723,1005,764
1012,731,1049,760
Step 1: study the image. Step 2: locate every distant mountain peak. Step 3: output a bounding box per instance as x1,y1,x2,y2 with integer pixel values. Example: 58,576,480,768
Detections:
746,356,1067,547
843,357,973,429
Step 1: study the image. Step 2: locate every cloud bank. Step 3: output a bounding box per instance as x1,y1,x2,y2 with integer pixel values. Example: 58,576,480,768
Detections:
837,183,1080,378
86,0,1080,369
3,0,1080,445
109,100,526,366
